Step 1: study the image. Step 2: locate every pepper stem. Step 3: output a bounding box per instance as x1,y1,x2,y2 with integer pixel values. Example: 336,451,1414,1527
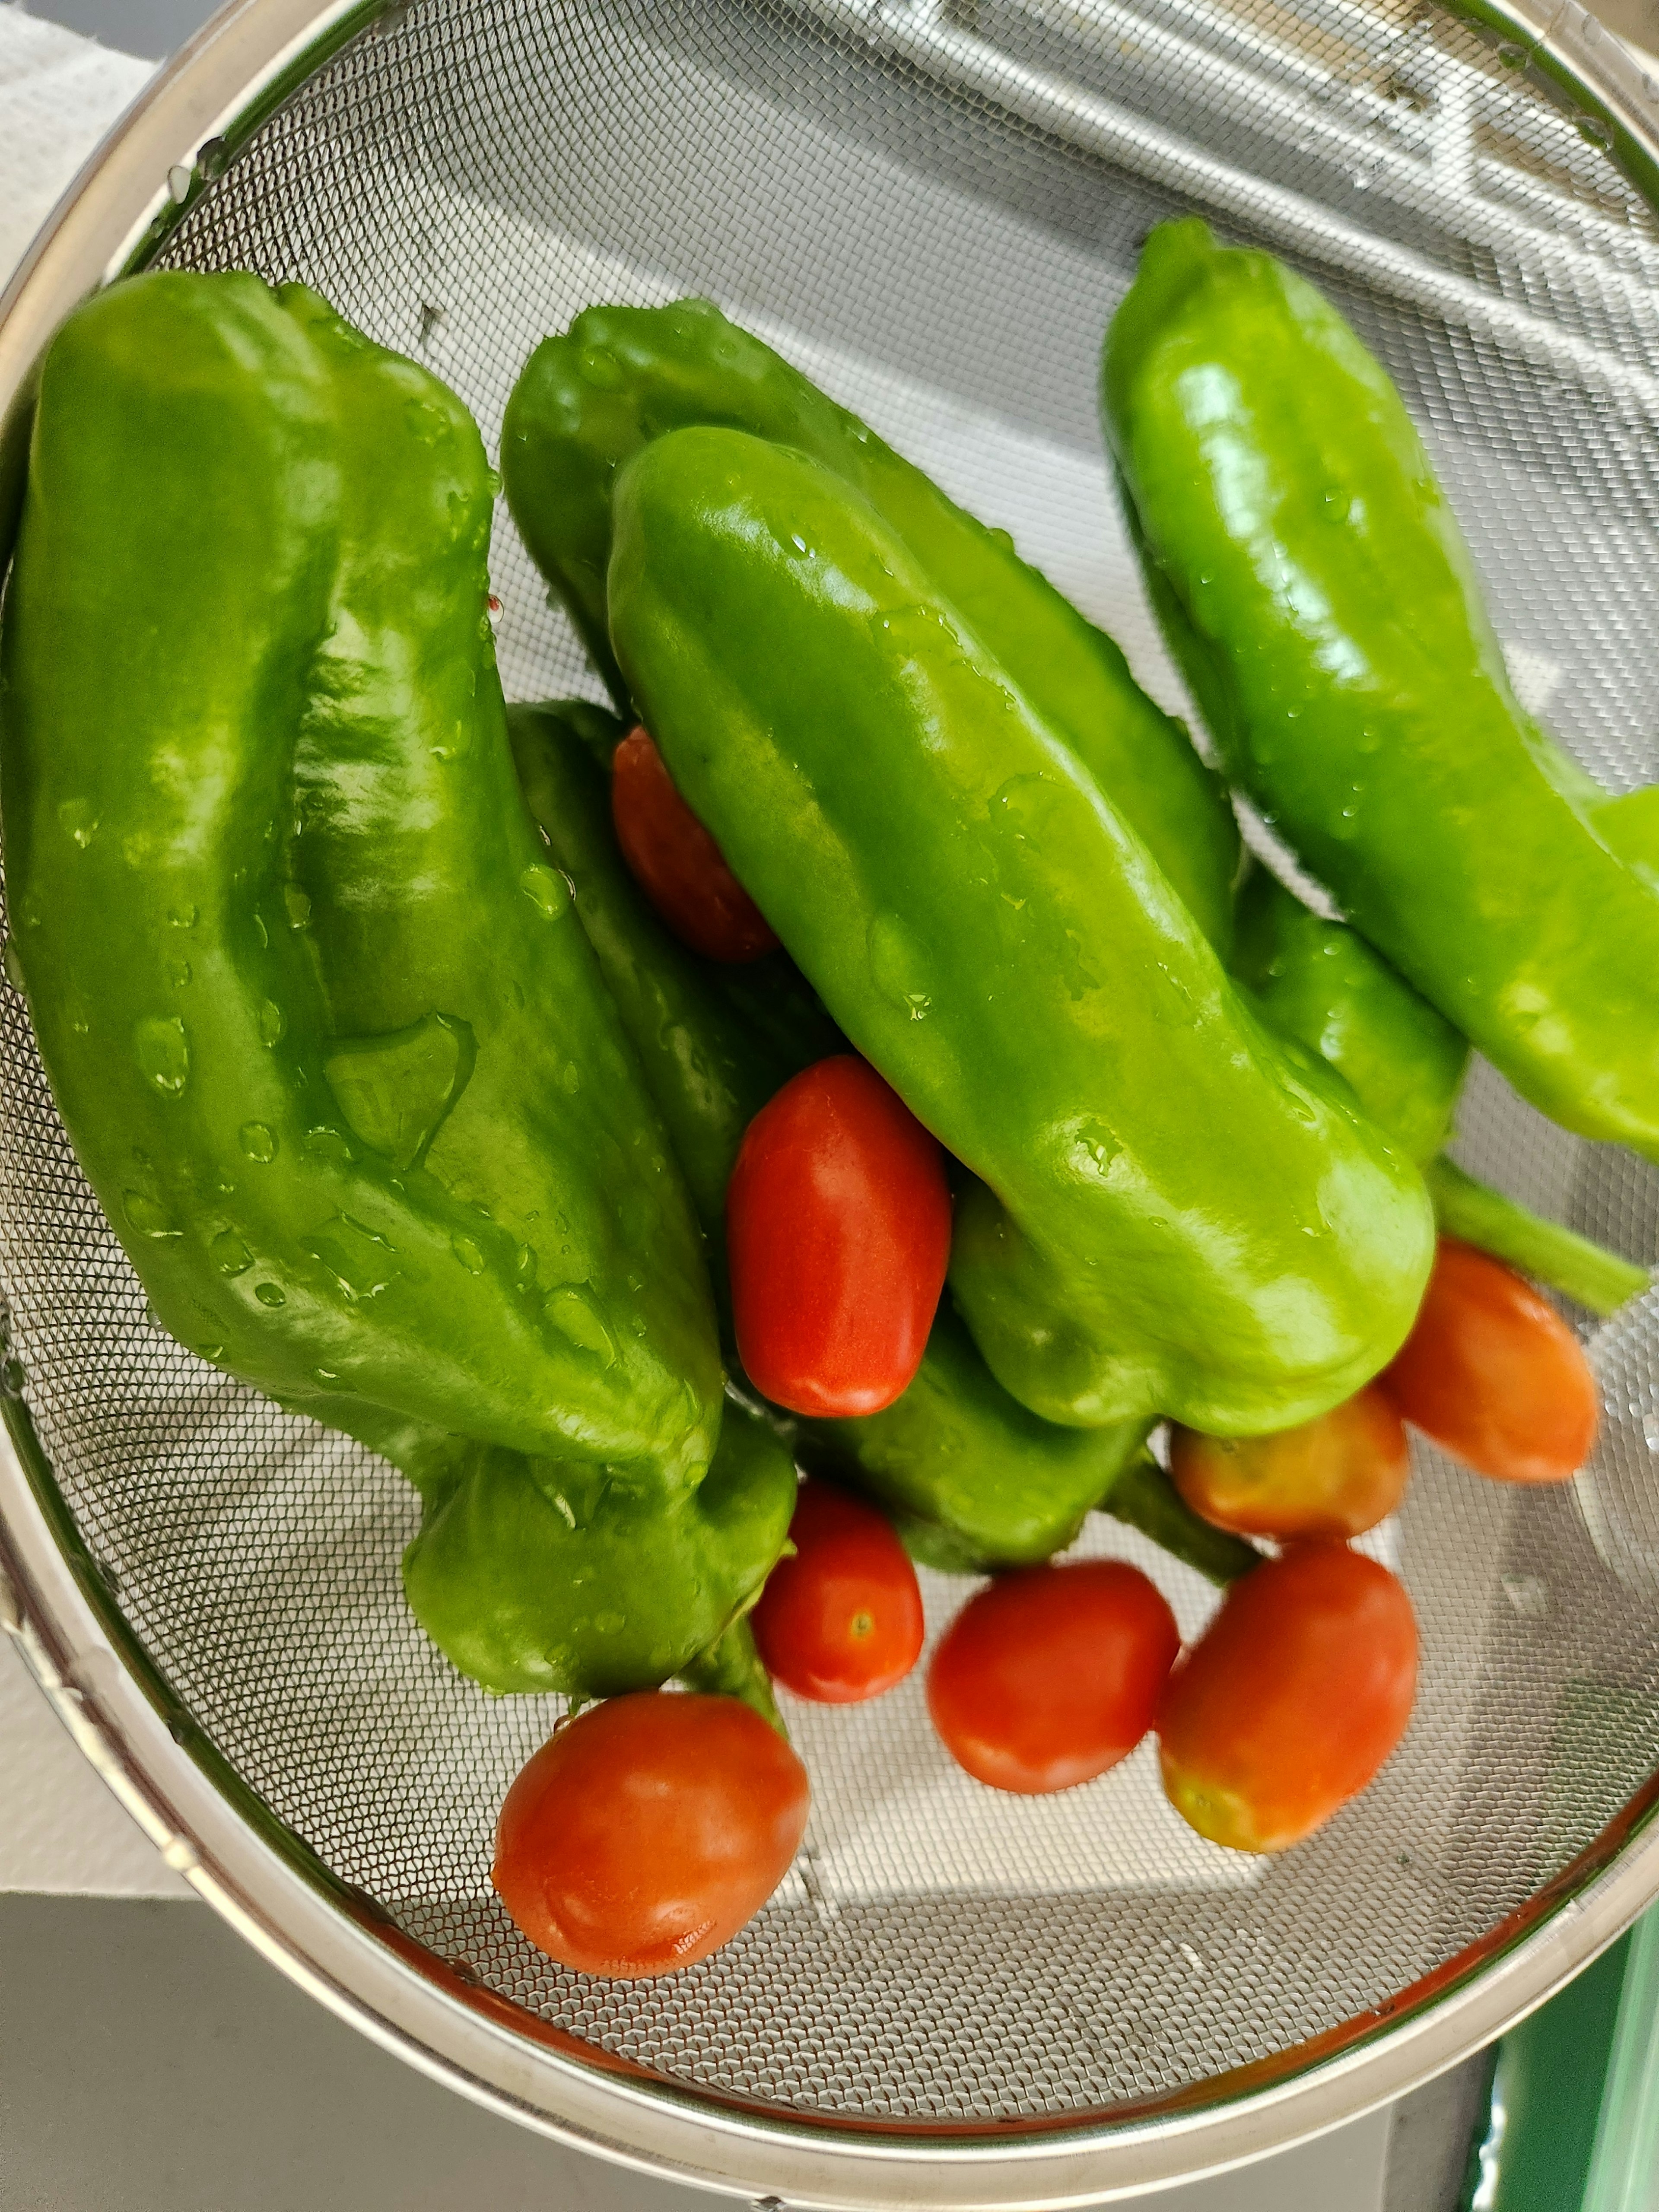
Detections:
1102,1453,1261,1586
1427,1156,1649,1318
677,1613,787,1736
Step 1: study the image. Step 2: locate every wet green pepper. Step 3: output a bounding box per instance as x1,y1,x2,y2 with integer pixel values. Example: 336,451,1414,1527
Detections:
0,271,721,1487
509,699,1149,1564
502,298,1241,952
1234,864,1648,1316
606,425,1435,1436
402,1394,796,1698
1104,218,1659,1163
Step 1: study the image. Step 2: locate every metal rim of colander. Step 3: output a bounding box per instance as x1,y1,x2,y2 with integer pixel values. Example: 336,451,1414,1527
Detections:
3,1,1659,2203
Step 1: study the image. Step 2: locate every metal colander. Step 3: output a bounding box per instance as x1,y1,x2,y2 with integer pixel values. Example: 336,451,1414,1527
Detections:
4,0,1659,2200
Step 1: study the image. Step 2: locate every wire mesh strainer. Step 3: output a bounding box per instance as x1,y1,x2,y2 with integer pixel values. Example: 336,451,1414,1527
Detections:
3,0,1659,2201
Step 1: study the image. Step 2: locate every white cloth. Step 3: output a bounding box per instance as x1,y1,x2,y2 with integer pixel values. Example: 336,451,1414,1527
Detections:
0,4,183,1895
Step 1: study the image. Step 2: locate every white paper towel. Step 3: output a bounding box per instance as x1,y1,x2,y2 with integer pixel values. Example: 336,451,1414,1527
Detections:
0,4,184,1897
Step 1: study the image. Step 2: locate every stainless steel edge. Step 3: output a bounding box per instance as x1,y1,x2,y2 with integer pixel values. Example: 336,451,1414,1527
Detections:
5,0,1659,2202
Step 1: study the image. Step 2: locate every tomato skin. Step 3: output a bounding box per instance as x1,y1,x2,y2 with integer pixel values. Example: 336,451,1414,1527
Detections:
1158,1545,1417,1854
728,1055,952,1417
927,1560,1180,1795
1381,1238,1598,1484
752,1478,925,1703
1170,1386,1409,1541
611,726,779,962
492,1692,809,1977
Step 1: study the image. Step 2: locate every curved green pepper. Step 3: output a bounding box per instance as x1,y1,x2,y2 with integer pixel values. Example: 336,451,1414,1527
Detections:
606,425,1434,1436
1233,862,1648,1316
1103,219,1659,1163
502,298,1240,952
402,1393,796,1698
1232,862,1468,1169
509,699,1149,1564
0,271,721,1485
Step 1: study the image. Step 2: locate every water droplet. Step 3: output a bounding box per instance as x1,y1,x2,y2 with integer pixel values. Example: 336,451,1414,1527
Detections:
3,939,25,994
577,344,625,390
251,912,269,950
194,1344,224,1363
196,134,229,181
168,905,198,931
302,1125,354,1163
258,1000,286,1047
867,911,932,1020
988,526,1016,553
594,1611,626,1636
239,1122,277,1163
451,1234,486,1274
1064,1121,1122,1184
546,1285,617,1365
122,1190,179,1238
313,1367,339,1385
0,1357,25,1397
134,1015,189,1096
519,863,570,920
57,798,98,848
1321,486,1353,522
283,883,311,929
254,1282,287,1308
210,1230,253,1277
166,958,192,987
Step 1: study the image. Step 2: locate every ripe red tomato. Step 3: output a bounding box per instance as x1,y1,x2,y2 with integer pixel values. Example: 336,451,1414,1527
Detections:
1158,1545,1417,1853
492,1692,809,1977
610,725,779,962
1170,1386,1409,1541
752,1478,925,1703
926,1560,1180,1795
728,1055,951,1417
1381,1237,1598,1484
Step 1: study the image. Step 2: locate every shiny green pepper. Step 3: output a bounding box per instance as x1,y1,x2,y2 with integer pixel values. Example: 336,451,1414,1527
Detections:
508,699,1150,1564
501,297,1240,952
1234,862,1648,1316
0,271,721,1487
1104,219,1659,1163
606,425,1434,1436
402,1395,796,1698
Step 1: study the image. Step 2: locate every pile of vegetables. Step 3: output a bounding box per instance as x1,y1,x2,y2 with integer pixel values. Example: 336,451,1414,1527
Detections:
0,217,1646,1983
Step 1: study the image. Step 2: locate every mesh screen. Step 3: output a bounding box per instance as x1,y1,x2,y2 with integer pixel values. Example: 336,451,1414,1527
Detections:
3,0,1659,2130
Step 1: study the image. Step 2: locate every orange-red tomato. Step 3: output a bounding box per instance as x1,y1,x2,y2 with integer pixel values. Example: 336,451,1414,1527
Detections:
1158,1545,1417,1853
752,1478,925,1703
1381,1237,1598,1484
492,1692,809,1977
610,725,779,962
728,1055,951,1417
927,1560,1180,1795
1170,1386,1410,1541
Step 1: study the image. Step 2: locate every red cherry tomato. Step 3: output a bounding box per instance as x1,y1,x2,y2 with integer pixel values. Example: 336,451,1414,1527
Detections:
1170,1386,1410,1541
1158,1545,1417,1853
610,726,779,962
926,1560,1180,1795
1381,1237,1598,1484
752,1478,925,1703
728,1055,951,1417
492,1692,808,1977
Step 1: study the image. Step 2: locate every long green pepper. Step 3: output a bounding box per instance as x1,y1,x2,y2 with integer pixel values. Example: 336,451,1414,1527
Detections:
1105,219,1659,1163
605,425,1435,1437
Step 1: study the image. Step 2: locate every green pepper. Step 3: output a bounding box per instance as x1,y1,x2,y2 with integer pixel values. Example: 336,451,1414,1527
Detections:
0,270,721,1487
1233,861,1649,1316
605,425,1435,1436
402,1393,797,1697
501,298,1241,952
1232,861,1468,1169
509,699,1150,1564
1103,219,1659,1163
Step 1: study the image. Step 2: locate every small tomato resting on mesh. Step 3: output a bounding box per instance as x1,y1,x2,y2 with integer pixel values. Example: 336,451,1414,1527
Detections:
1158,1545,1419,1854
927,1561,1180,1795
493,1692,809,1977
727,1055,953,1418
752,1476,925,1702
1381,1239,1599,1484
